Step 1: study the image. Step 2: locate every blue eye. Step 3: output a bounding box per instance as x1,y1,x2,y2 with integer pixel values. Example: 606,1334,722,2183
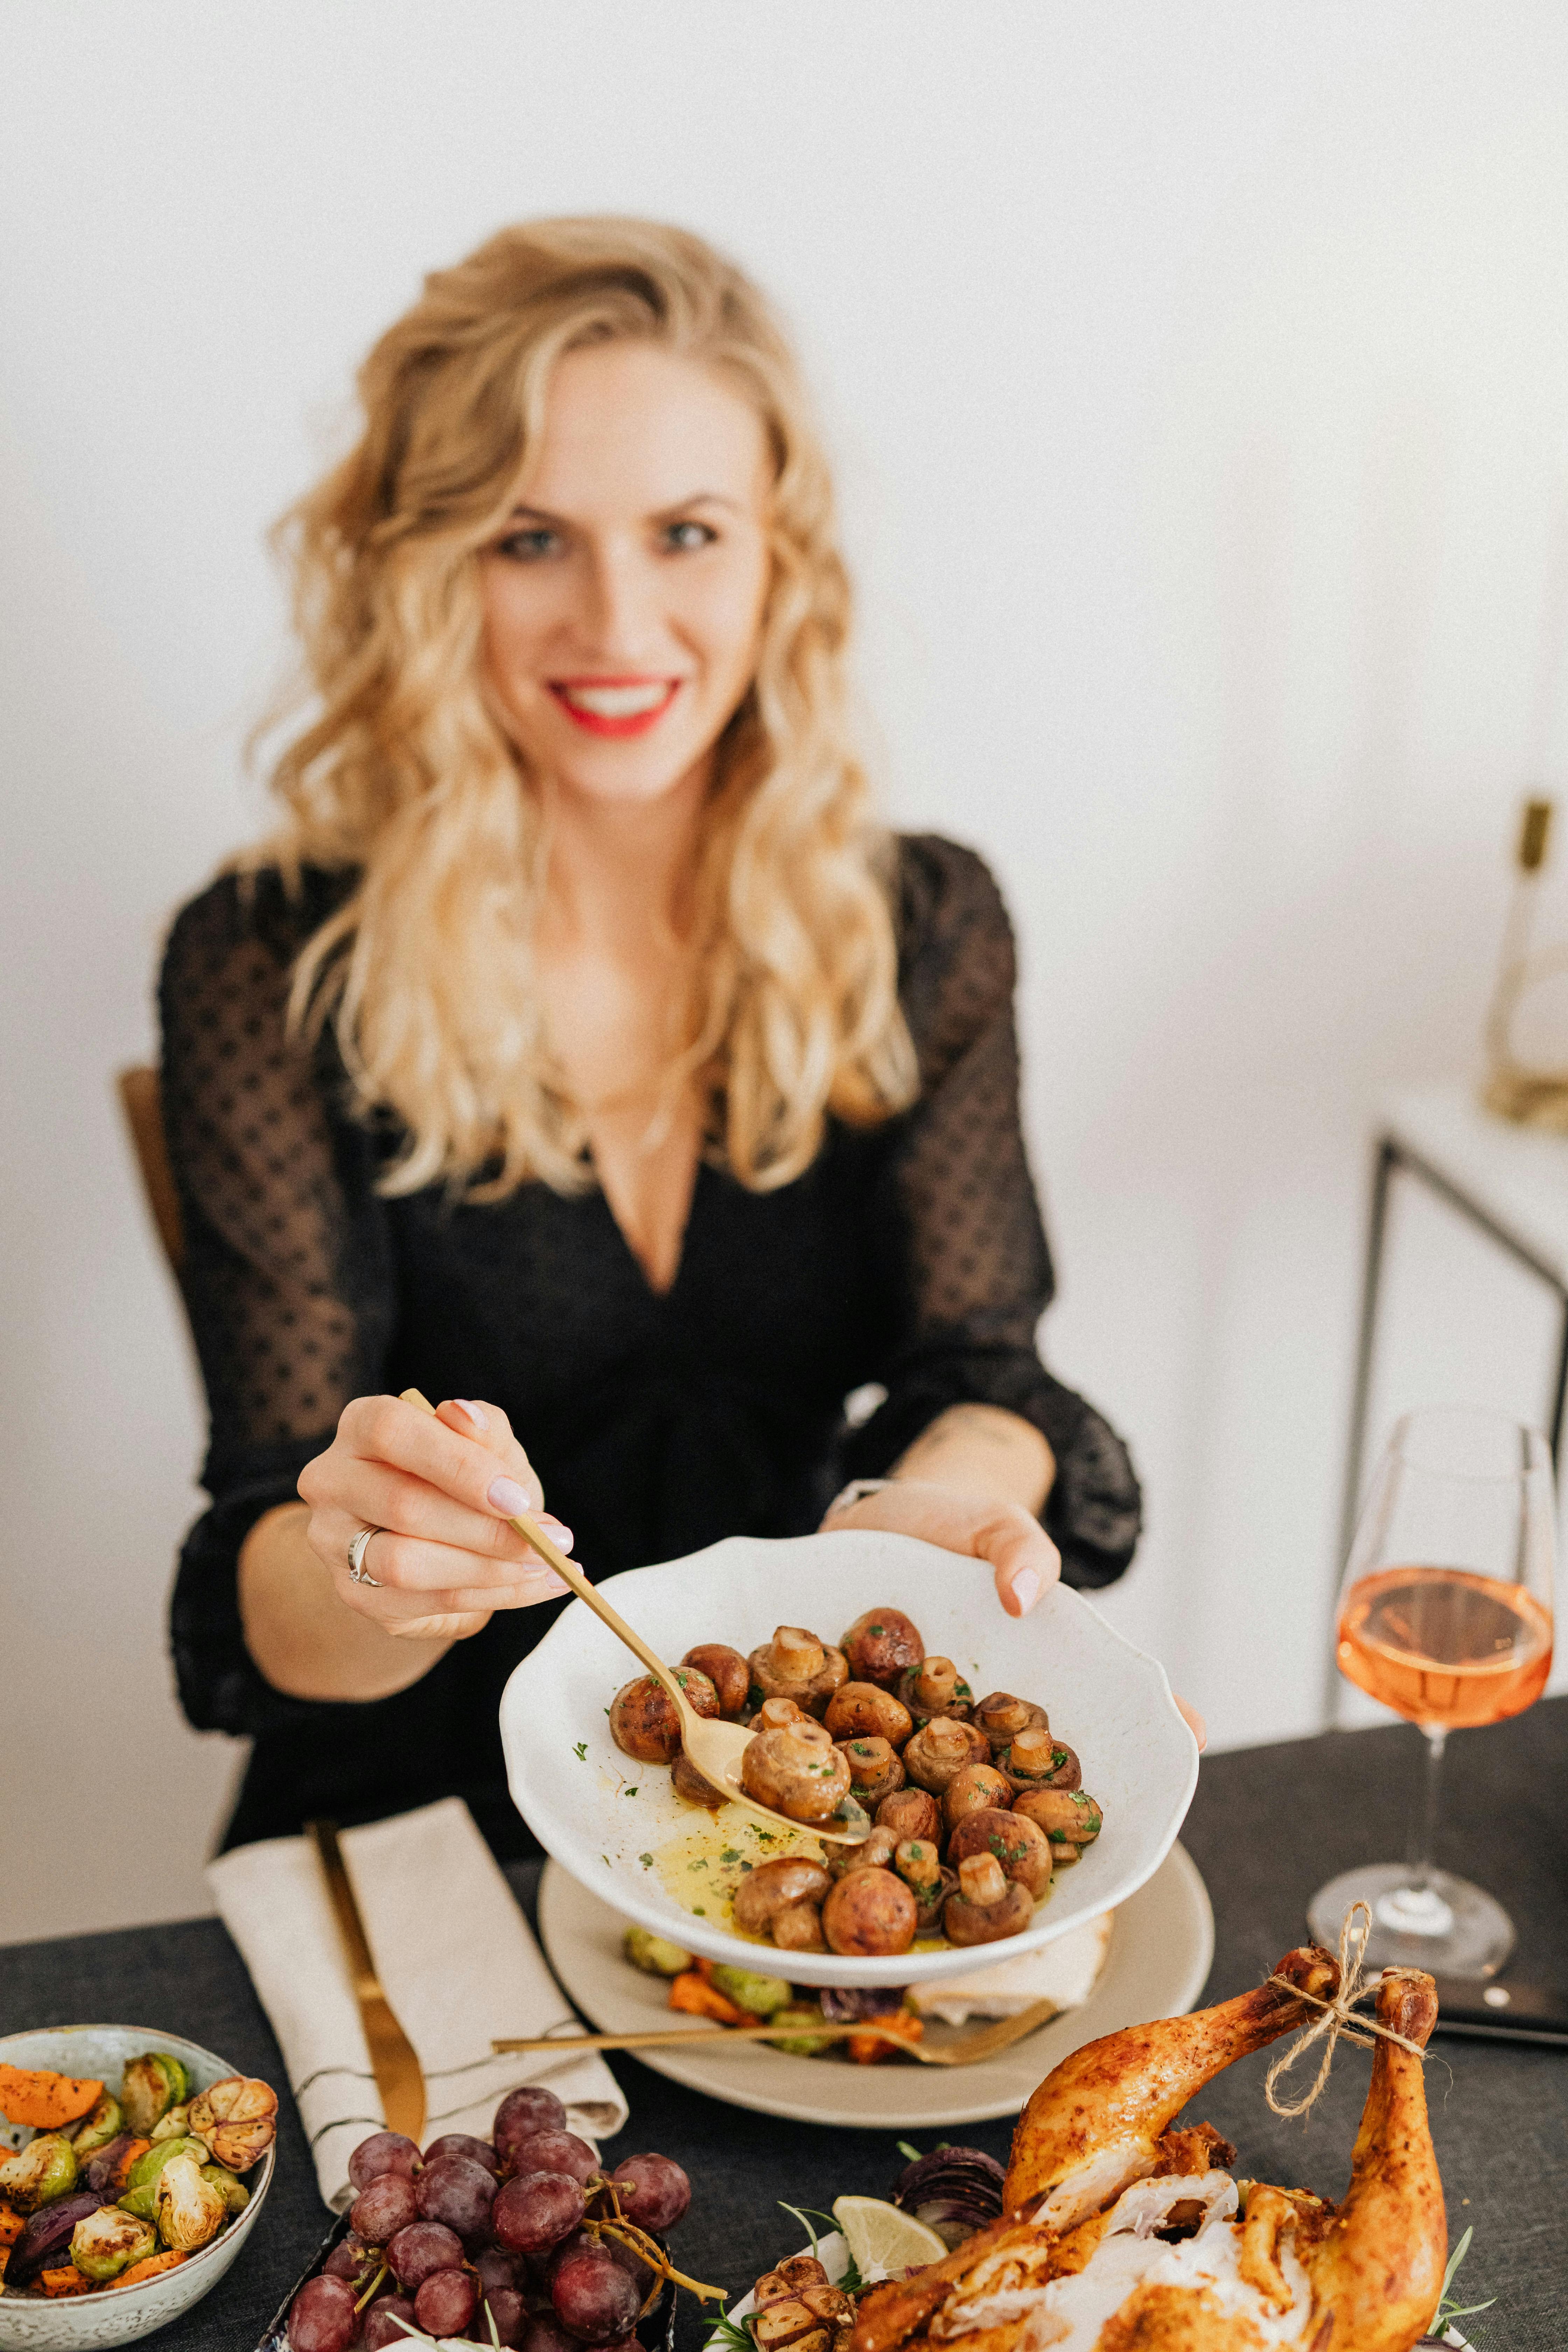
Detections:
496,526,560,562
662,520,717,552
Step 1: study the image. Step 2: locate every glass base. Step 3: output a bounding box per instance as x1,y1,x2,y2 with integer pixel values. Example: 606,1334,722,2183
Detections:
1307,1861,1515,1978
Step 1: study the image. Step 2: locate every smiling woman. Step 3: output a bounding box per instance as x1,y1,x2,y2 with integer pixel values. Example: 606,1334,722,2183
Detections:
156,218,1152,1859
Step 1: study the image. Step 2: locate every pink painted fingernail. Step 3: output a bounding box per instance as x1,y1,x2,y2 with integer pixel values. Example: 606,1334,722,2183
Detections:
488,1475,530,1515
537,1570,570,1595
453,1399,489,1432
1012,1568,1041,1614
537,1518,574,1550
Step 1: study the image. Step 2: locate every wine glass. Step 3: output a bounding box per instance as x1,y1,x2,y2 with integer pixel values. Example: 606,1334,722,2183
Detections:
1308,1404,1555,1975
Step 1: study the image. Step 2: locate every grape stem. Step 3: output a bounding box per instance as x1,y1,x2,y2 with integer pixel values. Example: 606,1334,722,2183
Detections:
354,2259,389,2314
589,2179,727,2304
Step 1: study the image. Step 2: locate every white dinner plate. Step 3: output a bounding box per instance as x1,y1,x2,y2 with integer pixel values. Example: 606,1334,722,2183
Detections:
537,1841,1213,2129
501,1529,1199,1988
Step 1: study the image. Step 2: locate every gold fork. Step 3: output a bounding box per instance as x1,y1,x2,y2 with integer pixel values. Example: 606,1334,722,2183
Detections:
492,1998,1060,2068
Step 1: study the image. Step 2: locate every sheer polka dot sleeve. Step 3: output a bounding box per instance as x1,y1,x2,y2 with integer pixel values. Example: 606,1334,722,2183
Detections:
843,837,1143,1589
159,870,395,1731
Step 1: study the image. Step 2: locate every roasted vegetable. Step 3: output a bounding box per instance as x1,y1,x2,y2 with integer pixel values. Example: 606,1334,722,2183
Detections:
891,2144,1006,2247
839,1607,924,1689
763,2004,834,2056
65,2094,122,2159
154,2152,228,2252
118,2248,186,2287
186,2075,279,2171
622,1925,694,1978
0,2132,78,2213
822,1867,917,1957
125,2135,209,2194
149,2103,192,2144
37,2264,95,2296
7,2192,105,2288
69,2203,156,2282
84,2135,148,2195
200,2162,250,2216
708,1965,793,2017
668,1972,750,2025
0,2065,104,2131
120,2053,188,2137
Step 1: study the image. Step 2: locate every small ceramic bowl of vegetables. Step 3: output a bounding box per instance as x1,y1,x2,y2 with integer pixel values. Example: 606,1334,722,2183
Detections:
0,2024,278,2349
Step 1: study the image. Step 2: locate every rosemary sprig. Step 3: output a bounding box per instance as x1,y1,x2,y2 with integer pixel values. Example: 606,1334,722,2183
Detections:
1430,2226,1497,2339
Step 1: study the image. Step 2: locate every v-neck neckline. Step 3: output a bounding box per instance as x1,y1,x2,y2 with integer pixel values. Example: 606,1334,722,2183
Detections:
595,1153,705,1303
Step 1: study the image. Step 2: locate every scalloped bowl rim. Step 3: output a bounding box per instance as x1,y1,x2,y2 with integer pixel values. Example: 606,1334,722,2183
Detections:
0,2024,274,2350
500,1528,1198,1986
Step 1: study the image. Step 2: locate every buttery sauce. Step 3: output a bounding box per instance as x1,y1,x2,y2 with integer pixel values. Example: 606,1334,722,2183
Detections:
652,1812,827,1938
651,1807,1052,1953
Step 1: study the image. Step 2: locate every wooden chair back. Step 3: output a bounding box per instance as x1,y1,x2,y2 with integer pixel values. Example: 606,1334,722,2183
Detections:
117,1065,185,1276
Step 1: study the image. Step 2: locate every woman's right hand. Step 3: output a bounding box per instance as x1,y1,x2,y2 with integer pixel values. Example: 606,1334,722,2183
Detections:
297,1393,574,1645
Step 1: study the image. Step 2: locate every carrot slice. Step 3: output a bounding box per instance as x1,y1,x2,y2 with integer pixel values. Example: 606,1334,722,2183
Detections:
0,2064,105,2129
847,2013,924,2064
39,2265,96,2296
668,1971,749,2025
117,2249,187,2288
0,2200,24,2250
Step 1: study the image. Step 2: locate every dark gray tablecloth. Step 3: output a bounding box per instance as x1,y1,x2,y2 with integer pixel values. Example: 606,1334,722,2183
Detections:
4,1700,1563,2349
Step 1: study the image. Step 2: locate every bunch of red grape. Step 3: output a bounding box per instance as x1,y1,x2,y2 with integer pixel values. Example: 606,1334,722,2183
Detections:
286,2085,691,2351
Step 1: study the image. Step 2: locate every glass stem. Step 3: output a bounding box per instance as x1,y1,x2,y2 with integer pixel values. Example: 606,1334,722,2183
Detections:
1407,1727,1446,1890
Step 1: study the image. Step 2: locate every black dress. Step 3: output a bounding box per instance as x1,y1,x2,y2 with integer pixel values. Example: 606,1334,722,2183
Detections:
160,833,1141,1858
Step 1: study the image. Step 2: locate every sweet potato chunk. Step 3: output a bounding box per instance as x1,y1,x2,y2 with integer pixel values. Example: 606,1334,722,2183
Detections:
0,2064,104,2129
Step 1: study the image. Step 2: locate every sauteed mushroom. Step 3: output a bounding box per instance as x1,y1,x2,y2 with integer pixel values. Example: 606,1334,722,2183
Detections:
943,1851,1034,1946
732,1857,832,1941
876,1784,943,1844
835,1734,905,1806
827,1823,899,1878
943,1760,1014,1829
893,1838,956,1932
1013,1787,1102,1857
671,1750,727,1809
971,1690,1049,1742
748,1626,850,1716
741,1713,853,1823
947,1806,1054,1896
902,1714,990,1793
839,1606,924,1688
680,1643,751,1718
822,1865,917,1957
997,1730,1082,1791
824,1682,913,1747
895,1655,973,1724
609,1666,720,1764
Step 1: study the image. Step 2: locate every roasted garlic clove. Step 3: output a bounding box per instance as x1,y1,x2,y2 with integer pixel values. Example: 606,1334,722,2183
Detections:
186,2076,279,2172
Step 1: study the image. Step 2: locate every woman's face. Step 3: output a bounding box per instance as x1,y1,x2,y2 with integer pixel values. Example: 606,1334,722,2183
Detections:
479,341,774,806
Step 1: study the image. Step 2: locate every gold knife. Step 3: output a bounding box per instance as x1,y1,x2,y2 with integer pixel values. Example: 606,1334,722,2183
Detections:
307,1819,426,2145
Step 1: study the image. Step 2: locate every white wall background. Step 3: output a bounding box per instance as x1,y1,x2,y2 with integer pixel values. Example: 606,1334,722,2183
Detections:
4,0,1567,1943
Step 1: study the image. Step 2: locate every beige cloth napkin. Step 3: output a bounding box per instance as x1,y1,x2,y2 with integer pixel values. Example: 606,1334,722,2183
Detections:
208,1797,627,2210
906,1912,1114,2025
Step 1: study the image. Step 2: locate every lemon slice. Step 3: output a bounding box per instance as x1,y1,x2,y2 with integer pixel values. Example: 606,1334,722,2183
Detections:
831,2195,948,2284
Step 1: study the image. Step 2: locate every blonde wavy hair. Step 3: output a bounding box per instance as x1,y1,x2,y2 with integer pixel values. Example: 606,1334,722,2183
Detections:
254,215,918,1199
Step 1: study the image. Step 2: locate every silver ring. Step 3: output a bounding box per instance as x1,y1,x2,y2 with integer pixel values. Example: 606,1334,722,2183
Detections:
347,1525,384,1586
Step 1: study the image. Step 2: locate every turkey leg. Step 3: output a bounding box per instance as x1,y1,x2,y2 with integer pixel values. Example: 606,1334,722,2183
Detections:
1003,1944,1342,2230
1302,1968,1446,2352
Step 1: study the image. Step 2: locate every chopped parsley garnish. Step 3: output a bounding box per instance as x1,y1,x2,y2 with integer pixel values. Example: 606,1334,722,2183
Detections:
573,1741,588,1761
639,1853,654,1869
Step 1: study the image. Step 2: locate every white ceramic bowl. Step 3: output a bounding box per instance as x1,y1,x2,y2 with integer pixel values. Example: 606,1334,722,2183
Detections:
0,2025,274,2350
500,1529,1198,1986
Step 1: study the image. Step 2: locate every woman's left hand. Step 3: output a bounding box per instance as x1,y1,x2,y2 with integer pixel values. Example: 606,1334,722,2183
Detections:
821,1476,1208,1753
821,1477,1059,1617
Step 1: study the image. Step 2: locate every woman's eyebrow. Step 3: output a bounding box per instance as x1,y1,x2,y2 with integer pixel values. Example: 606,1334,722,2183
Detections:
504,491,742,523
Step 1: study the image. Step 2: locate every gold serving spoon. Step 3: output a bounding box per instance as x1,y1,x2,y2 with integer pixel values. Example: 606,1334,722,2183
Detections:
492,1999,1062,2068
400,1388,864,1844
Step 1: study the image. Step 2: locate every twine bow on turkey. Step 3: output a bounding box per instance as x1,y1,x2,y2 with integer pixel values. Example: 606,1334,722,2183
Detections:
1264,1902,1433,2119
